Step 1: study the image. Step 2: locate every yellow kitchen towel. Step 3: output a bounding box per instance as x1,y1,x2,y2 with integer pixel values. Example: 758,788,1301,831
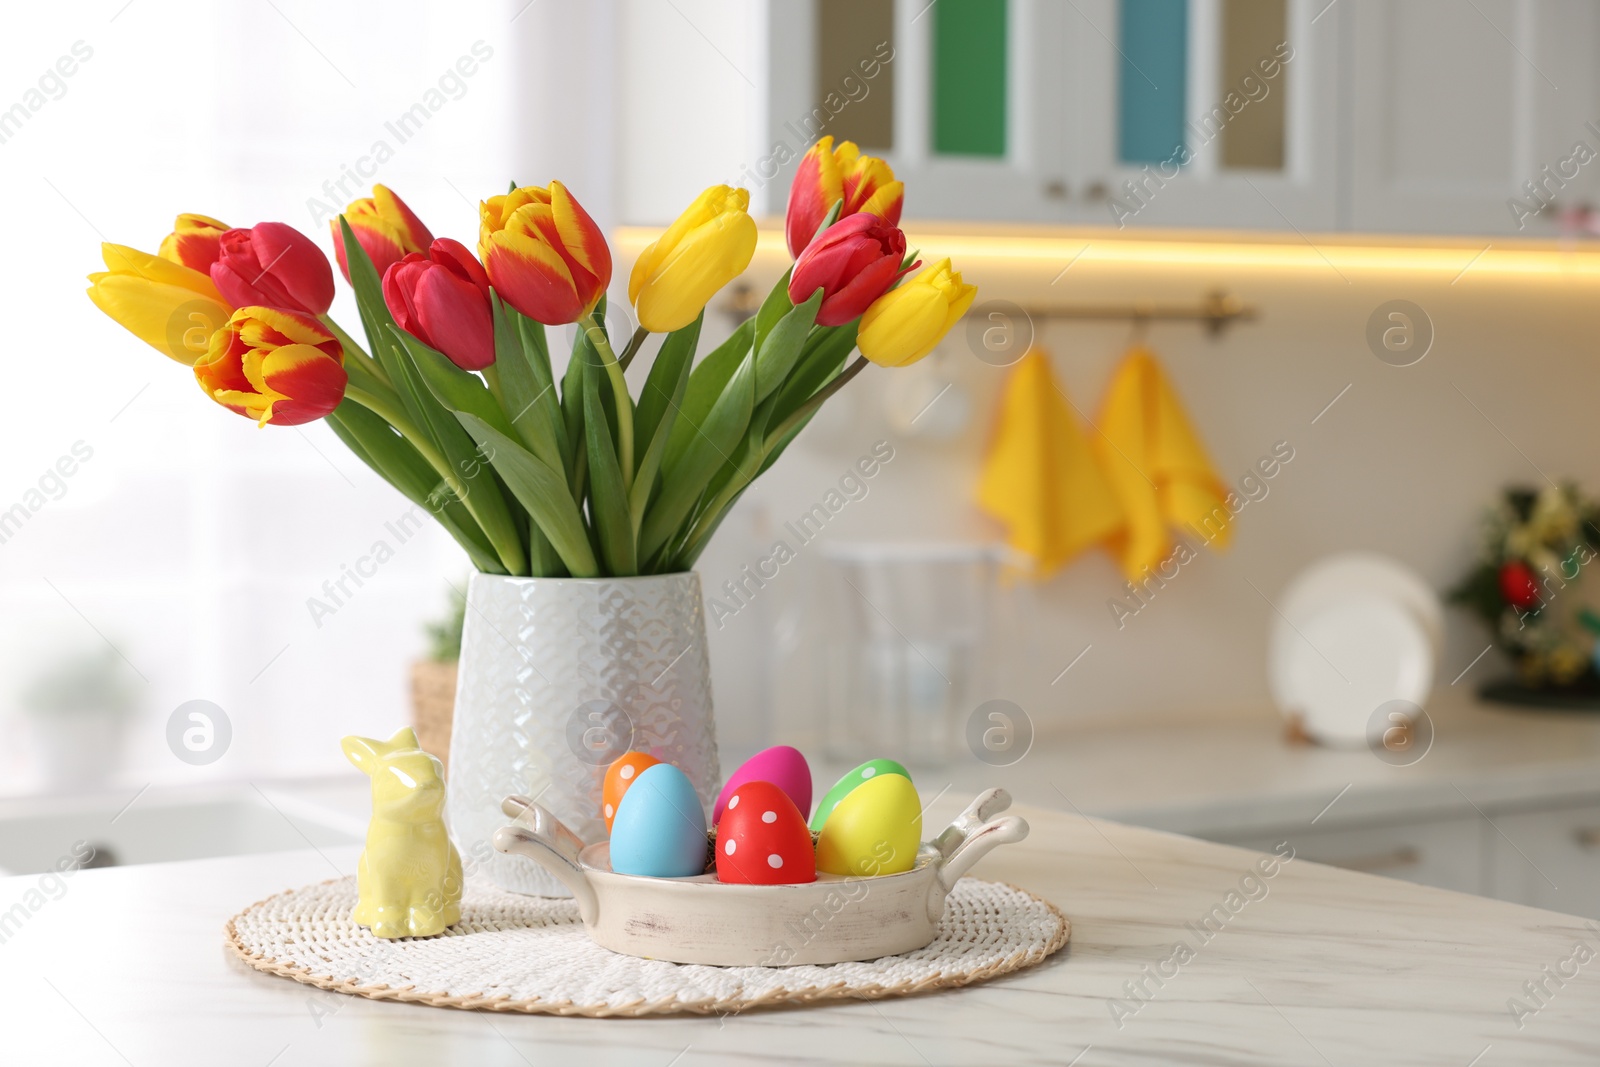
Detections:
1093,346,1232,581
975,348,1124,577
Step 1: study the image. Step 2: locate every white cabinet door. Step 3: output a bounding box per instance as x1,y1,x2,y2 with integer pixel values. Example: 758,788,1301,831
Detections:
1067,0,1341,231
1486,801,1600,920
763,0,1071,223
1214,816,1485,894
1346,0,1600,236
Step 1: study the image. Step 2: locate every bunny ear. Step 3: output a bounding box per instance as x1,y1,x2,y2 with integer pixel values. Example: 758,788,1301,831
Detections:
386,726,422,752
341,734,382,774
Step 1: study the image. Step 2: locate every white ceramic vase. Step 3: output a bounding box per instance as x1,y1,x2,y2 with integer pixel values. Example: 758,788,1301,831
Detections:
445,572,721,896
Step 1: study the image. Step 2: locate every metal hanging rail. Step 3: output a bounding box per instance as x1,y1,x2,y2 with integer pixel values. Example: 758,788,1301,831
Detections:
1019,289,1258,338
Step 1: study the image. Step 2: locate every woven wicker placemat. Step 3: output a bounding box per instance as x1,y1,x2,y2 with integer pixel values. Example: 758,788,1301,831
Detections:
225,875,1069,1017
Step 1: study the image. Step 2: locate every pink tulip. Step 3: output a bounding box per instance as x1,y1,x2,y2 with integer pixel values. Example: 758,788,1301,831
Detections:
788,213,914,327
210,222,336,316
382,238,495,370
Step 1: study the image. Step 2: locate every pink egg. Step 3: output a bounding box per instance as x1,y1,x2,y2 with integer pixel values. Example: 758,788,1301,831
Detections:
713,745,812,824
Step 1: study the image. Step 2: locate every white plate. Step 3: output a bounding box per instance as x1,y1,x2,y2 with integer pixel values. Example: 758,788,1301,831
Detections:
1278,552,1444,659
1268,594,1435,747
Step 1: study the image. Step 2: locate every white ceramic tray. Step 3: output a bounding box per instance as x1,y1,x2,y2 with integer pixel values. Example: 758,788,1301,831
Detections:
493,788,1028,966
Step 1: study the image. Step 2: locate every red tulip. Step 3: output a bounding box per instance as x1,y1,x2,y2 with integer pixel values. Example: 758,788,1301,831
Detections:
785,137,904,258
383,238,495,371
788,213,914,327
210,223,335,316
332,185,434,283
1500,560,1542,610
193,306,346,426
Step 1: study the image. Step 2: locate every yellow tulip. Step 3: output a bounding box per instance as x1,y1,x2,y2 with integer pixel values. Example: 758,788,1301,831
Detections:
628,185,757,333
856,259,977,367
87,243,233,365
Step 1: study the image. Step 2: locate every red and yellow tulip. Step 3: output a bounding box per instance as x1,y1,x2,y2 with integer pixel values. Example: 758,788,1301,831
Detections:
788,213,914,327
211,222,336,316
478,181,611,326
785,138,904,258
856,258,977,368
194,306,347,426
332,185,434,283
158,214,230,273
87,243,233,365
629,184,756,333
383,238,495,371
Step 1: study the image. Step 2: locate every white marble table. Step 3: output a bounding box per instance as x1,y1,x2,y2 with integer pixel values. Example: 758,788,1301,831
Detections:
2,797,1597,1066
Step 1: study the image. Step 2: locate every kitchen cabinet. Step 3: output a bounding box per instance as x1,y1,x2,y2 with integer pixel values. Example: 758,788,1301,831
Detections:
1346,0,1600,236
1486,800,1600,920
1210,798,1600,915
762,0,1600,236
1216,815,1485,895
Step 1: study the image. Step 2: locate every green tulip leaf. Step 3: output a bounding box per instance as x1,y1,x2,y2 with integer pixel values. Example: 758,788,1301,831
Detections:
582,375,638,576
388,326,516,441
640,346,756,567
385,340,528,575
752,267,794,354
661,316,755,473
455,412,600,578
630,313,700,528
337,217,435,442
489,295,565,472
327,403,504,574
753,288,823,404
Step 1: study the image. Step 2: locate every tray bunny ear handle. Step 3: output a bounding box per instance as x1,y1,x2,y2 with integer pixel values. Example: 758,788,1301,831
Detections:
931,788,1016,860
493,796,599,924
926,788,1029,919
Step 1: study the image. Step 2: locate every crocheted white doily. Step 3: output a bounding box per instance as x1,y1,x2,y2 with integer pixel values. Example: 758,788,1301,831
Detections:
226,876,1069,1017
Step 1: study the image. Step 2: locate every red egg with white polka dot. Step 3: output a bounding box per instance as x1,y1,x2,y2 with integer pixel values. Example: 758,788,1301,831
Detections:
602,751,662,833
714,780,815,885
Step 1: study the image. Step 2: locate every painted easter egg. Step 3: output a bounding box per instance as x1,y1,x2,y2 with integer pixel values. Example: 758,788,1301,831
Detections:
808,758,912,832
815,772,922,877
713,745,812,824
608,763,708,878
715,780,816,885
602,751,662,832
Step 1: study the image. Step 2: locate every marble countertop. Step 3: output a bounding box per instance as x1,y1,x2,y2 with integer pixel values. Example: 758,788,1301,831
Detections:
865,689,1600,837
5,795,1598,1066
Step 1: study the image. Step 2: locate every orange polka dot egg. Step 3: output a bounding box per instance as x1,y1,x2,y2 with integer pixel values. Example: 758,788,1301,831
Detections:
601,751,661,832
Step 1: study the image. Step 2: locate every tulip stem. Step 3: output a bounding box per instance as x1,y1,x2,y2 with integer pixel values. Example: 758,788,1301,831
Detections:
674,356,872,566
769,355,870,444
344,387,447,474
345,383,528,575
320,316,392,389
618,327,649,372
580,313,635,487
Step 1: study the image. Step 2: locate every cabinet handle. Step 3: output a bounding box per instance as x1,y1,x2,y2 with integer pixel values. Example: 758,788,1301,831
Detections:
1575,828,1600,848
1332,846,1421,873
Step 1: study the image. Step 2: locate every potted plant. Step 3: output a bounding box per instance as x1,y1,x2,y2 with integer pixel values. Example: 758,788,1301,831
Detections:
410,586,465,771
1451,483,1600,706
86,137,975,894
21,646,139,788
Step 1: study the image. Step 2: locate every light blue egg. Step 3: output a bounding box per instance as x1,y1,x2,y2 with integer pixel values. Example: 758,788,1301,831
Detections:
608,763,708,877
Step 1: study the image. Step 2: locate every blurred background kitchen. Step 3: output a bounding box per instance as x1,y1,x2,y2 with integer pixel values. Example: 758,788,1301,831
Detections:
6,0,1600,917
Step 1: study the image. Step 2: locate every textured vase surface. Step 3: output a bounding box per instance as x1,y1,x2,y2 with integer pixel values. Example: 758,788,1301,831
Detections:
446,572,721,896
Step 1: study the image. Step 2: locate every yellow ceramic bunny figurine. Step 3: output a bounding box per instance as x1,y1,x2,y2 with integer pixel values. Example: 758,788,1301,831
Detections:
341,727,462,939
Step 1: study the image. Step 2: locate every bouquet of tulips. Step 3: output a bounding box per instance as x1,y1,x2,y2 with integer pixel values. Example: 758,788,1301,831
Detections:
86,138,976,577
